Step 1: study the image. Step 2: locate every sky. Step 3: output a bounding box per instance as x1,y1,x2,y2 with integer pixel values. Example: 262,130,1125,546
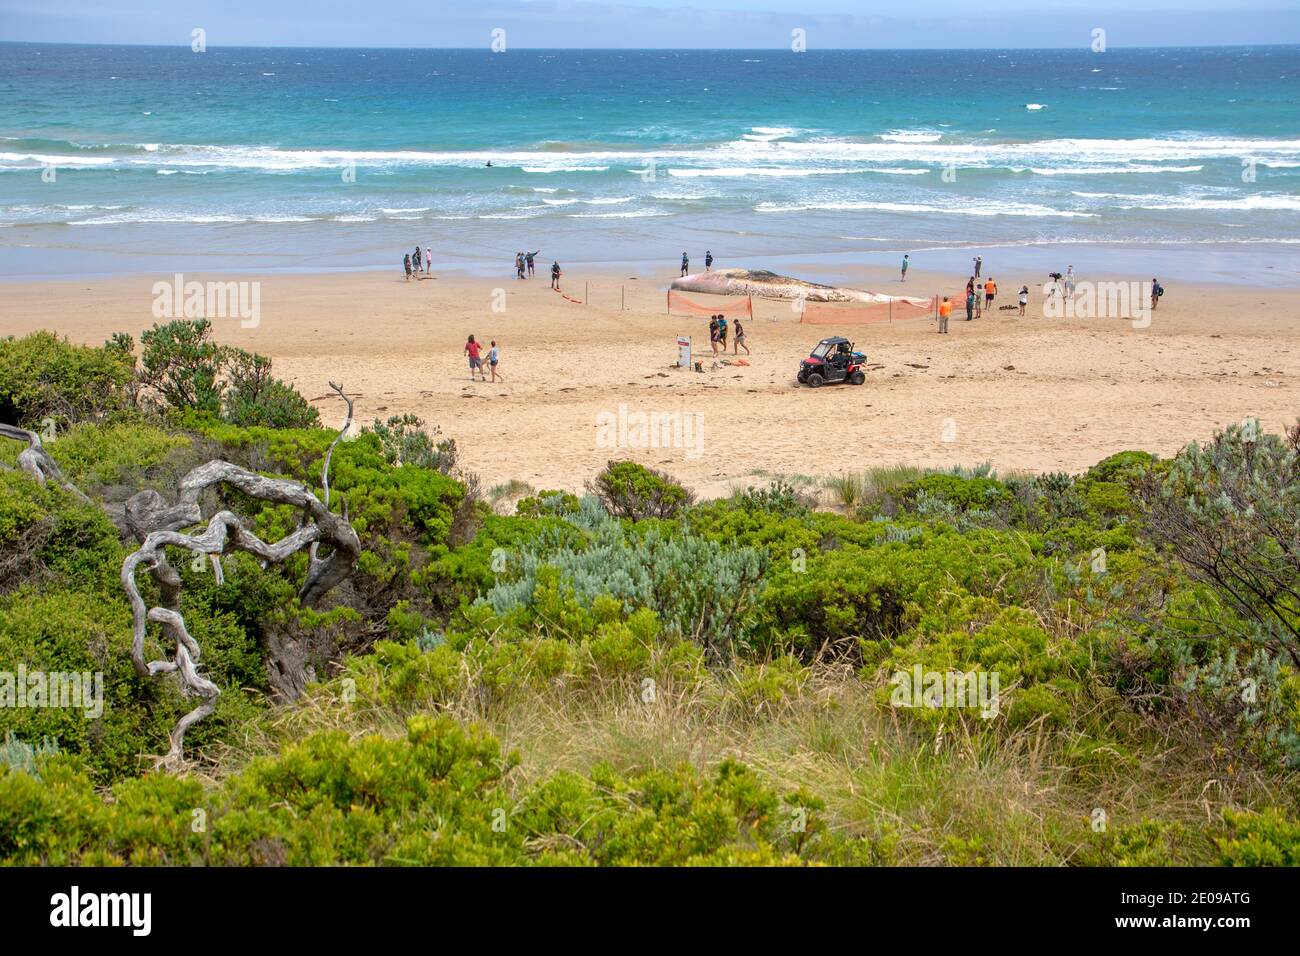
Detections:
2,0,1298,48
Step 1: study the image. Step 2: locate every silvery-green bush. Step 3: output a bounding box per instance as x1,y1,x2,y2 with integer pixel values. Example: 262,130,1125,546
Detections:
483,510,766,659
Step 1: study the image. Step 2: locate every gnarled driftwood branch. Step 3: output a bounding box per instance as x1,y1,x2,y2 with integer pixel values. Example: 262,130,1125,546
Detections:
121,386,360,766
0,423,91,503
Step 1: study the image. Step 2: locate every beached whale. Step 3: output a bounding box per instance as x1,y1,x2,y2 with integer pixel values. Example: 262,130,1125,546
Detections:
671,268,929,305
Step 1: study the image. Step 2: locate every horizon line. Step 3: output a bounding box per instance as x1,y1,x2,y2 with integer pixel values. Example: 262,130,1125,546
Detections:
4,39,1299,52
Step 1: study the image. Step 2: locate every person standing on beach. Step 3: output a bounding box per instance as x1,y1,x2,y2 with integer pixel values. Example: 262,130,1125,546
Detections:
974,255,982,279
403,253,412,281
1151,278,1164,311
526,250,539,277
1018,285,1029,316
938,296,951,334
965,285,975,321
1065,265,1076,299
488,340,503,382
425,247,432,275
718,315,728,351
733,317,750,355
551,261,562,290
984,277,997,310
708,315,720,357
413,246,423,275
901,254,909,282
681,252,690,276
705,250,713,271
465,334,486,382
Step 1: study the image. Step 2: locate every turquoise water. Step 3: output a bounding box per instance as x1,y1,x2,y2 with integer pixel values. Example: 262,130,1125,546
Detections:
1,43,1298,282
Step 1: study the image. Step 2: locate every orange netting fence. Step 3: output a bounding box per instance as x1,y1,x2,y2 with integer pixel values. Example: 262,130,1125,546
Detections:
798,295,937,325
667,291,754,320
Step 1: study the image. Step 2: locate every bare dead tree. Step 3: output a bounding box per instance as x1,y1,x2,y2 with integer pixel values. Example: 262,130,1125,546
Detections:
121,385,362,766
0,423,92,504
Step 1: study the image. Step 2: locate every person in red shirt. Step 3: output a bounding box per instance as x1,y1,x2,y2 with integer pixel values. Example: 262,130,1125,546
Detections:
465,334,486,381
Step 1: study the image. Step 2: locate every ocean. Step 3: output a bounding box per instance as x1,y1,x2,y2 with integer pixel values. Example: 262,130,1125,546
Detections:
1,43,1298,284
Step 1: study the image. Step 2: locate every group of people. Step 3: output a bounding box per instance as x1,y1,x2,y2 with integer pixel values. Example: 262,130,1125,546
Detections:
512,250,563,289
403,245,433,280
935,260,1032,333
513,250,541,279
681,250,714,276
463,334,503,383
707,313,749,356
1046,265,1078,300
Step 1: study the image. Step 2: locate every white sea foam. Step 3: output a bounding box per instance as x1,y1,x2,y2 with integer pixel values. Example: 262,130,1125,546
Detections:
0,152,116,167
1123,194,1300,211
667,166,856,178
521,165,610,173
568,209,670,219
1026,164,1204,175
542,196,633,206
744,127,800,142
879,130,943,143
756,200,1095,218
1070,190,1300,212
8,136,1300,175
68,214,249,225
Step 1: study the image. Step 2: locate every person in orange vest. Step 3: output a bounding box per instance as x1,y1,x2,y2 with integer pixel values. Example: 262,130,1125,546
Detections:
984,277,997,310
938,296,952,334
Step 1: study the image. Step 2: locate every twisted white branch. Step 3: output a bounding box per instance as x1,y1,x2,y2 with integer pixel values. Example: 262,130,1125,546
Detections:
120,386,361,766
0,423,91,503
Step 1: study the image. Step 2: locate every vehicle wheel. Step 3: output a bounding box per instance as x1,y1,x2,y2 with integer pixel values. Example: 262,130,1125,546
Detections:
850,371,866,385
806,373,824,388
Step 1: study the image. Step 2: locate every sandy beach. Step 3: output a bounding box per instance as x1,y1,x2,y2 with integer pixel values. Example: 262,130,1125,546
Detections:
5,264,1298,498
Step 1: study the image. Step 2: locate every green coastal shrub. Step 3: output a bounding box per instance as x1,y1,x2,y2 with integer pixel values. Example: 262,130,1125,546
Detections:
587,460,694,521
515,489,580,518
757,526,1036,659
0,718,829,866
38,421,192,489
1216,808,1300,866
892,473,1013,513
869,592,1073,728
0,587,265,783
221,349,319,429
0,331,133,426
136,320,318,428
1139,419,1300,766
0,470,122,592
368,413,457,473
138,319,226,414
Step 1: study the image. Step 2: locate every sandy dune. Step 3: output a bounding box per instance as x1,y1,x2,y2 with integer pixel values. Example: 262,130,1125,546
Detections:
5,265,1298,499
